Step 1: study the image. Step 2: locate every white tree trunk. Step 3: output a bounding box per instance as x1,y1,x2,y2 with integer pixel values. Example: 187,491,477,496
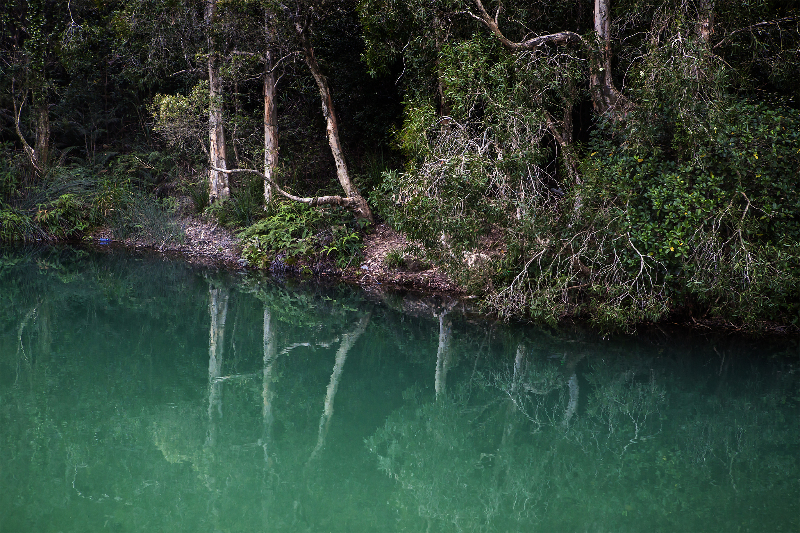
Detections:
590,0,623,115
206,0,229,203
296,20,373,222
697,0,714,41
263,50,278,205
35,102,49,173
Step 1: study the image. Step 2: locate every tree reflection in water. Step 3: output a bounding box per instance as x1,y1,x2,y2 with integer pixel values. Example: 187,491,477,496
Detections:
368,337,798,532
0,247,797,532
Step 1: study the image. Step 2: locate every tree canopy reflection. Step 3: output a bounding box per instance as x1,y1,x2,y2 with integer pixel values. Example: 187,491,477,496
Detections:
368,339,799,532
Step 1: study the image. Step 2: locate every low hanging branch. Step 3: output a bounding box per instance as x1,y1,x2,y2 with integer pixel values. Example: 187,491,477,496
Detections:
212,166,362,210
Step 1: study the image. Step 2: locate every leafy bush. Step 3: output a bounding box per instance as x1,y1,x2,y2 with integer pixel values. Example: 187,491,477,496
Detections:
181,177,210,214
0,207,37,241
239,202,364,269
376,32,799,330
579,99,800,325
384,249,406,269
33,193,92,239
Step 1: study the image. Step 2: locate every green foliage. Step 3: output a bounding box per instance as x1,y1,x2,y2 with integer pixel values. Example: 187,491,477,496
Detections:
111,193,184,246
239,202,364,270
0,194,93,242
383,249,406,269
150,83,210,157
0,150,180,243
0,207,36,242
366,1,800,330
206,169,264,228
0,143,23,201
182,176,210,215
581,99,800,324
33,193,92,239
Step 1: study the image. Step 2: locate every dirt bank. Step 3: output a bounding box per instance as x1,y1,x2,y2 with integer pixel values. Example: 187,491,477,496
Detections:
102,216,463,297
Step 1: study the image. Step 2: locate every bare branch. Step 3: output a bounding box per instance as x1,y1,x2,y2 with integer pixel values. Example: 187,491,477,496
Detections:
11,82,41,175
212,166,359,209
714,16,798,48
268,51,301,73
470,0,584,51
169,68,204,77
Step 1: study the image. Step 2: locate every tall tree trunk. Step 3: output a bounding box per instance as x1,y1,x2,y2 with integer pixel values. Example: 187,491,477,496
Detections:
263,50,278,205
206,0,229,203
34,101,49,173
296,21,373,222
697,0,714,41
12,88,44,177
692,0,714,80
590,0,624,116
434,14,450,118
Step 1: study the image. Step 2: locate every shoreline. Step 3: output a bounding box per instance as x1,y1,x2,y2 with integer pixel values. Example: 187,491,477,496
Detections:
78,215,799,338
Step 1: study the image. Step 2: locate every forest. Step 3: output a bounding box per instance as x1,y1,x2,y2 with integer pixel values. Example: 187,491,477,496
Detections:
1,0,798,330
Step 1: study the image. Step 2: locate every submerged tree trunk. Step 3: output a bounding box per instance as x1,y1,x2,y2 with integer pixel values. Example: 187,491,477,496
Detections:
496,344,525,467
296,20,373,222
562,352,585,428
309,313,371,461
263,49,278,205
206,0,230,203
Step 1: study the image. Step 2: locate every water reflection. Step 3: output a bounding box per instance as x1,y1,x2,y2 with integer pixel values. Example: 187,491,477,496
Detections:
0,246,797,532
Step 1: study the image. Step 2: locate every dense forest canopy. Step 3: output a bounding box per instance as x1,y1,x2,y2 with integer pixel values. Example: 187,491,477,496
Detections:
1,0,798,330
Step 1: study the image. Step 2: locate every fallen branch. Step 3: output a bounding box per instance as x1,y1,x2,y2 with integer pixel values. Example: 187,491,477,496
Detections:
212,166,360,209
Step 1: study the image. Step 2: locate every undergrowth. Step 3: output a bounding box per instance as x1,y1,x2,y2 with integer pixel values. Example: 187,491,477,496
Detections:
239,201,366,270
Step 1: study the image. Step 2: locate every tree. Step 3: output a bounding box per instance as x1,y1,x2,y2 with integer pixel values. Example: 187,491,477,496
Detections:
1,0,67,178
205,0,230,202
216,0,375,221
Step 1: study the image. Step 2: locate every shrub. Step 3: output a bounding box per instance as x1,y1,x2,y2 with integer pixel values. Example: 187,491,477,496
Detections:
239,202,364,270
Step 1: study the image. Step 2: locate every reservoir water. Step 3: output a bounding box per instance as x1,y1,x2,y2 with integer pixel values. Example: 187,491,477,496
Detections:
1,246,797,532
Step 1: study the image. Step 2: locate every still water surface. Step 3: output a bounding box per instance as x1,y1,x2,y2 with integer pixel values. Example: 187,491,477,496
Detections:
1,247,797,532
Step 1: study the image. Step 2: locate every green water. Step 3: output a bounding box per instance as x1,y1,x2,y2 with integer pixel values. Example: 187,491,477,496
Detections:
1,247,797,532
